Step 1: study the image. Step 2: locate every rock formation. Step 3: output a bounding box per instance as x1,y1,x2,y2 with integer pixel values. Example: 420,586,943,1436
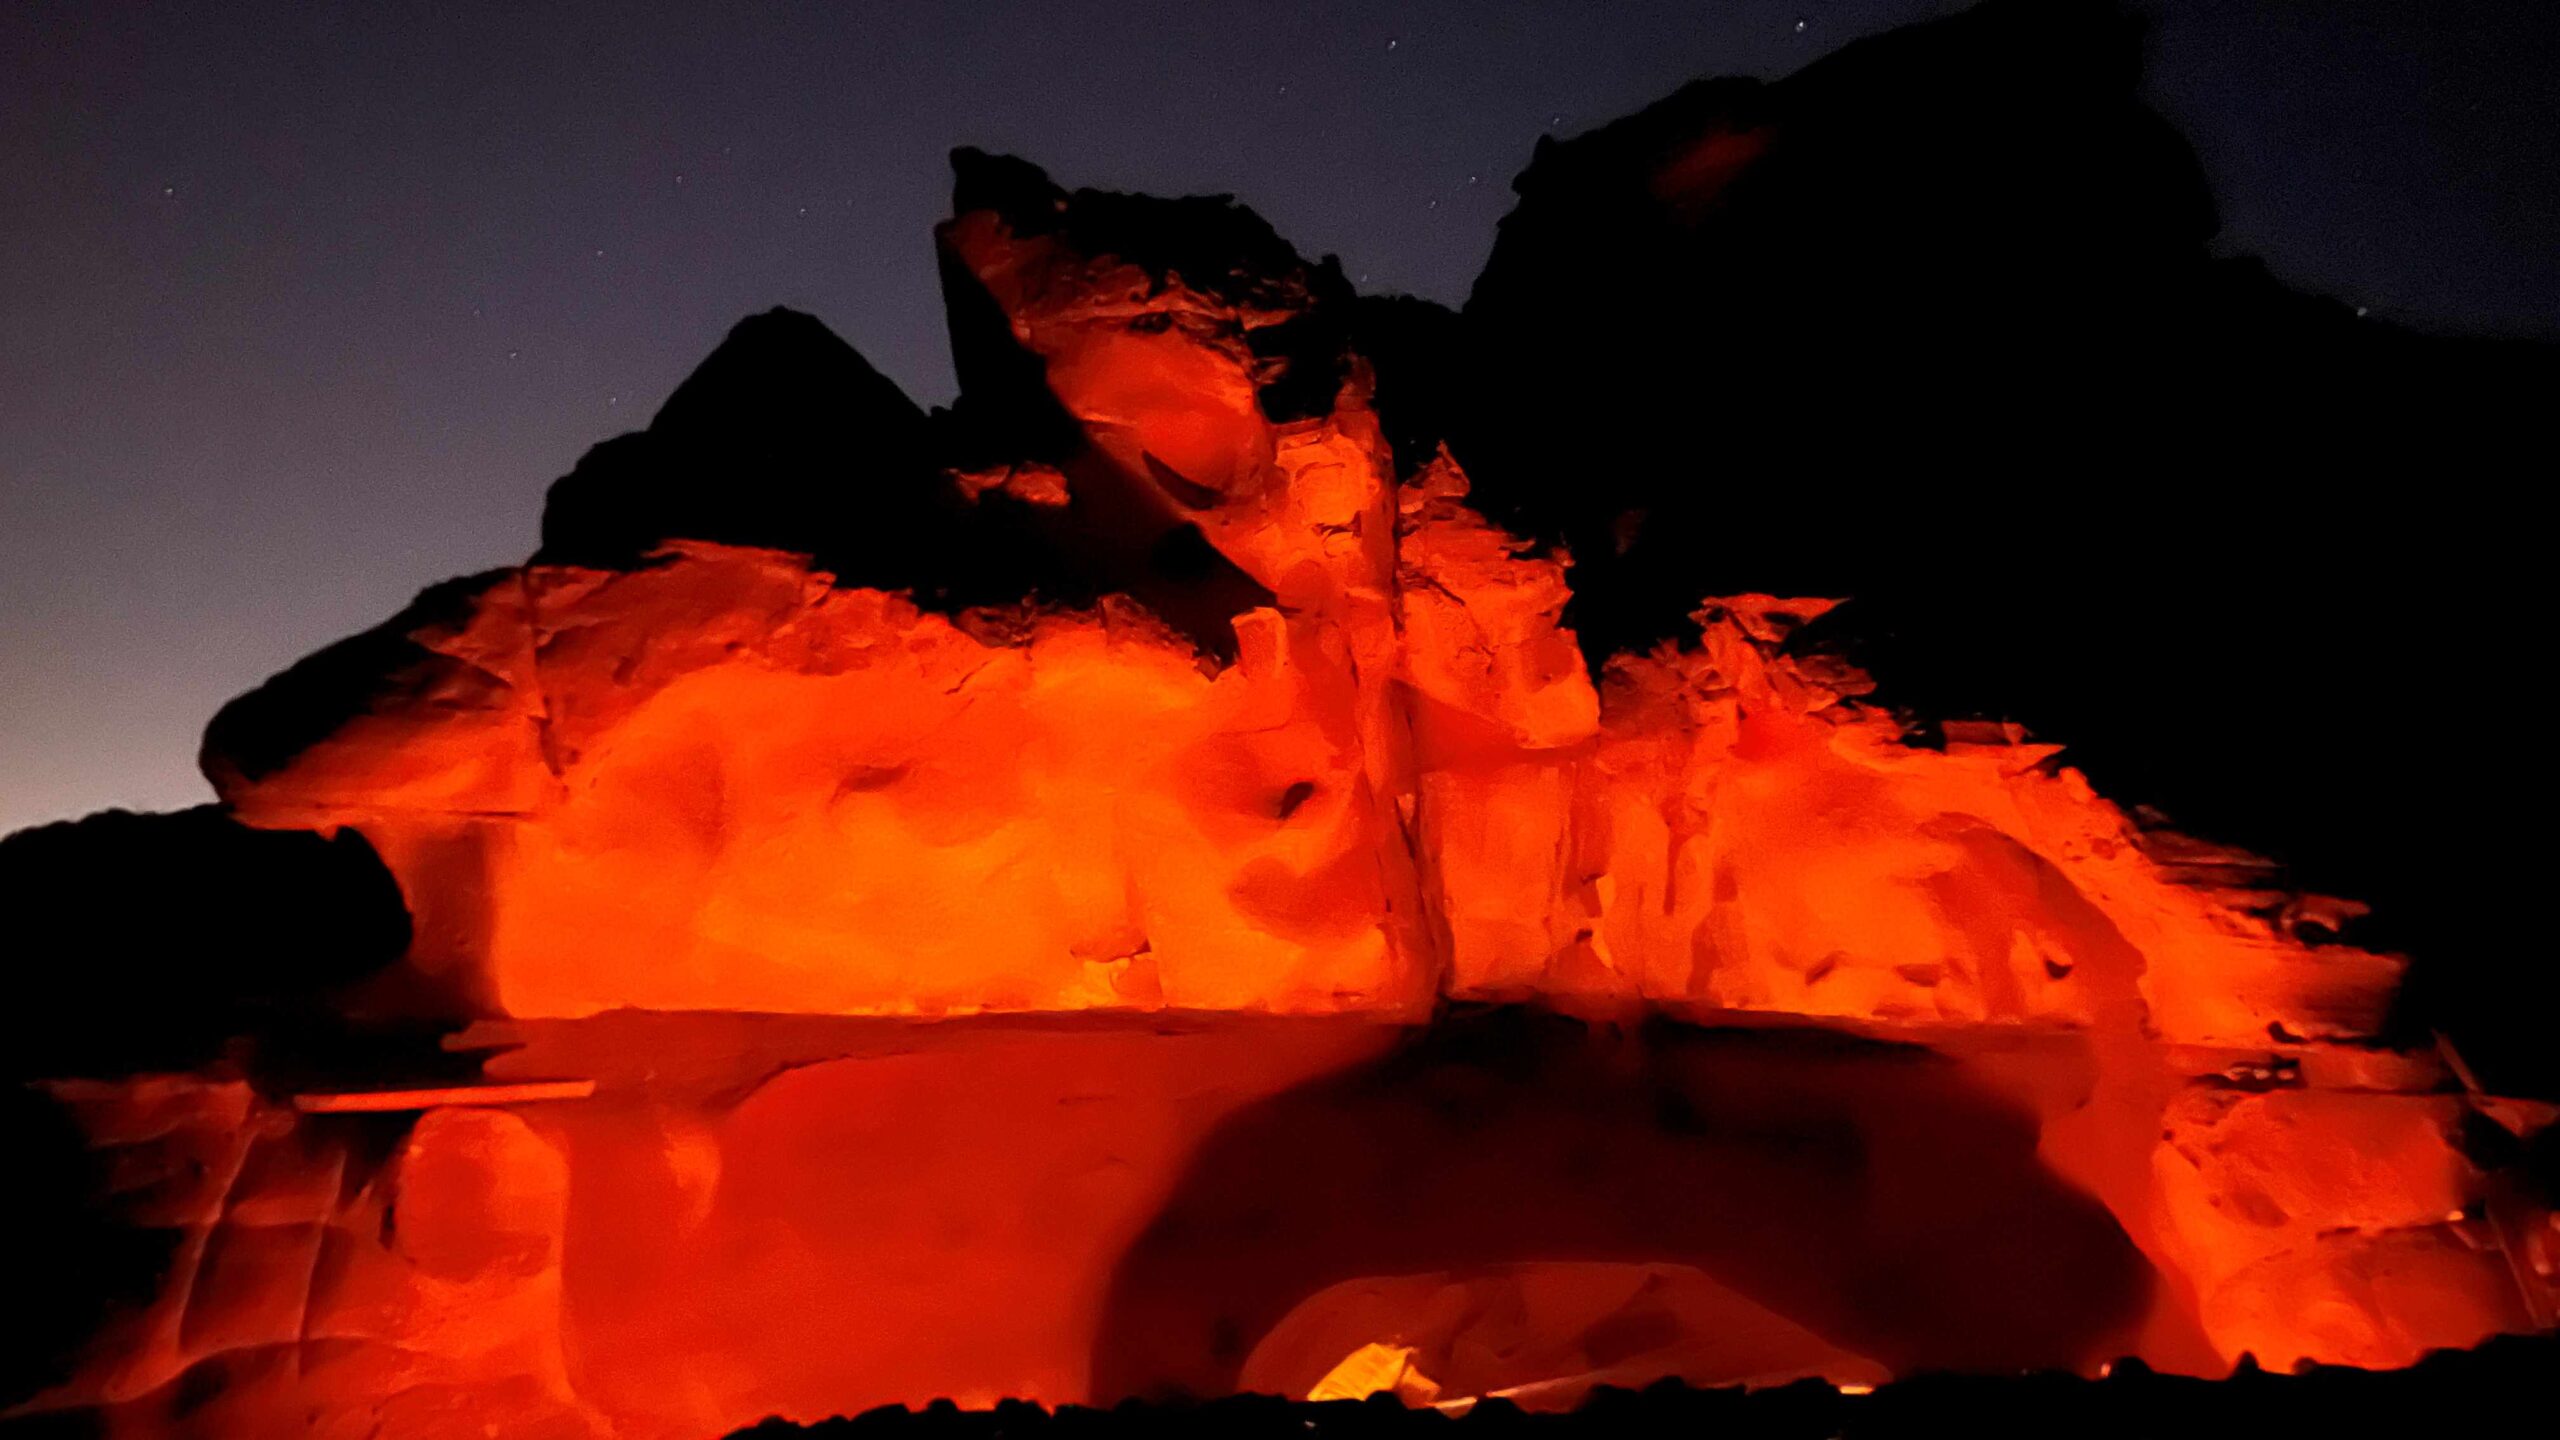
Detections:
8,3,2553,1437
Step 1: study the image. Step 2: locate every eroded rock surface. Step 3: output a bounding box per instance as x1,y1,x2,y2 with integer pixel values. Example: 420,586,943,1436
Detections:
12,3,2555,1435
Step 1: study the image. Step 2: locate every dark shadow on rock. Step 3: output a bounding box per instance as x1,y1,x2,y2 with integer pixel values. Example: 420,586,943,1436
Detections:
0,1083,178,1411
1089,1009,2158,1402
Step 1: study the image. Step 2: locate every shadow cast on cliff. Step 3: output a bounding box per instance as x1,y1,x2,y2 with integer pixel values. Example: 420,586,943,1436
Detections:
1089,1009,2172,1402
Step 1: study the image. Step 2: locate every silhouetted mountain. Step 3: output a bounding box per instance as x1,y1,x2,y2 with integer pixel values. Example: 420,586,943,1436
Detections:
536,308,969,592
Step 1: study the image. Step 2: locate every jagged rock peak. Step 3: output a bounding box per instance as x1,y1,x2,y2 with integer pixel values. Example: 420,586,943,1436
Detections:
534,305,944,582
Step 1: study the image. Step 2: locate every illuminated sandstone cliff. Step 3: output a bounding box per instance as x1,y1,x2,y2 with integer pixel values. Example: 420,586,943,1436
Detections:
10,4,2554,1436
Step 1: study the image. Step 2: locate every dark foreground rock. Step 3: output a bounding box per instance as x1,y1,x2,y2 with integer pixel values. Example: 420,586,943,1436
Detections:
727,1333,2560,1440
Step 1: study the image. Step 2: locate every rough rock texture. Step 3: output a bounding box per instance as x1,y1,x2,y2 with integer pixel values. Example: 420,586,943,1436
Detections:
23,1076,598,1438
10,3,2555,1436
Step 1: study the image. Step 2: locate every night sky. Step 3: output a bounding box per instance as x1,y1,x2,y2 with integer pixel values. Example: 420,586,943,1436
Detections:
3,1,2553,836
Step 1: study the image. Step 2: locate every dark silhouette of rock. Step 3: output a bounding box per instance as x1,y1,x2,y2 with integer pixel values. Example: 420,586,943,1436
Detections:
0,807,431,1407
0,805,412,1081
535,304,1118,628
0,1083,178,1409
1409,0,2553,1090
1344,294,1463,477
1447,0,2543,631
183,3,2551,1097
723,1332,2560,1439
536,308,992,597
18,6,2558,1434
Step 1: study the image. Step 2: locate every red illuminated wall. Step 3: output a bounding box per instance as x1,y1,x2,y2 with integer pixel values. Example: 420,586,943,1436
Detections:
18,59,2556,1440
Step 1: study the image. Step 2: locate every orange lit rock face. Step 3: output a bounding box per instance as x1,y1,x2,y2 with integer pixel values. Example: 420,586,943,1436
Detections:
236,553,1420,1019
28,128,2553,1440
